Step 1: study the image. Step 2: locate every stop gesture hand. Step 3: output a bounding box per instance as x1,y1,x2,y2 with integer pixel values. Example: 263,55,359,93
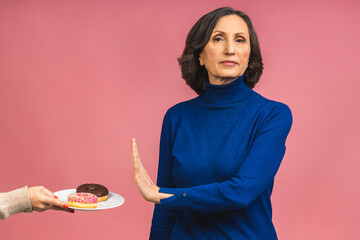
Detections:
131,138,173,204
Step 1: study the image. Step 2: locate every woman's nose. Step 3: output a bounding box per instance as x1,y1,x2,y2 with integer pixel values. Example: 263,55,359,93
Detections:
225,40,235,55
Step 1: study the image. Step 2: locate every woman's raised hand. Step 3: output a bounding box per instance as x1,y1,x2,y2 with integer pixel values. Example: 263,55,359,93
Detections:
131,138,173,204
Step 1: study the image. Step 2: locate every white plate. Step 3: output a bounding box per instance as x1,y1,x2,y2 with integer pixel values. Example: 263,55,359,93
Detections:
54,189,125,211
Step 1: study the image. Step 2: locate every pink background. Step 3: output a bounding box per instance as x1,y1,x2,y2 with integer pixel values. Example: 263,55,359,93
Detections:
1,0,359,239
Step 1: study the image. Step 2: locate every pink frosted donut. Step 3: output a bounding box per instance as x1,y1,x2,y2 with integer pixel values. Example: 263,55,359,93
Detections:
67,192,98,208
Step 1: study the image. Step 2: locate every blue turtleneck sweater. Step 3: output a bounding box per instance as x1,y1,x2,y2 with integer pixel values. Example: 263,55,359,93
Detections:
150,75,292,240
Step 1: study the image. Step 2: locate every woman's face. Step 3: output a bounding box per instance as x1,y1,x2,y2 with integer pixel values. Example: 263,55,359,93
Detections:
199,15,251,85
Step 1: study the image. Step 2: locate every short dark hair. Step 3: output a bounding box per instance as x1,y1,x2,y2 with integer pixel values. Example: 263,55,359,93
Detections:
177,7,263,95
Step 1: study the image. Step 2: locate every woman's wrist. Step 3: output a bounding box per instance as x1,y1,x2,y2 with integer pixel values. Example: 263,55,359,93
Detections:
154,187,173,204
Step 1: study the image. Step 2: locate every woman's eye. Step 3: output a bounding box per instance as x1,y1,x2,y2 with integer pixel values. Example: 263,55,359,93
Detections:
236,38,245,43
213,37,223,42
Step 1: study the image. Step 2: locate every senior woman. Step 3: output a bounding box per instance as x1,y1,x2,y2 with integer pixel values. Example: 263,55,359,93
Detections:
132,7,292,239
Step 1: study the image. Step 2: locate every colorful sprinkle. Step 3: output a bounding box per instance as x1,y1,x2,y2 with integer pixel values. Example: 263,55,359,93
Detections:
67,193,98,203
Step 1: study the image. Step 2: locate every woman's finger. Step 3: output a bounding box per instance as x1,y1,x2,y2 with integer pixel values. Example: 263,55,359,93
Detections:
132,138,140,160
51,205,75,213
131,138,139,169
43,197,69,209
132,138,144,171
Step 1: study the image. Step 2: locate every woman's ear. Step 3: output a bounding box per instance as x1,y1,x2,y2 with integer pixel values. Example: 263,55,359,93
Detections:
199,56,204,66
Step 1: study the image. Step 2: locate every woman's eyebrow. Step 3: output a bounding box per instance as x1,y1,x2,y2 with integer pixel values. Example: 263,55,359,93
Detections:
212,30,248,36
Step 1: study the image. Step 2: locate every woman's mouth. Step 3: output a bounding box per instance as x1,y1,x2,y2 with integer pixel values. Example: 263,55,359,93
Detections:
220,60,238,66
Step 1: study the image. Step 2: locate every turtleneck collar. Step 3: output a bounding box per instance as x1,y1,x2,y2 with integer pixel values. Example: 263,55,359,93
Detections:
199,74,252,105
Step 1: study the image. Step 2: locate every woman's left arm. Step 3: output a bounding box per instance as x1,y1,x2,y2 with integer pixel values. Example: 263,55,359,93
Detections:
132,105,292,212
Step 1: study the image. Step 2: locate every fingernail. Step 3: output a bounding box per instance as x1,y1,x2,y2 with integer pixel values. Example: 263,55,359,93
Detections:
54,196,58,199
63,204,69,208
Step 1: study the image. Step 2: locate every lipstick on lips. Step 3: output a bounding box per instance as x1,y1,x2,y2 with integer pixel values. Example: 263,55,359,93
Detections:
220,60,238,66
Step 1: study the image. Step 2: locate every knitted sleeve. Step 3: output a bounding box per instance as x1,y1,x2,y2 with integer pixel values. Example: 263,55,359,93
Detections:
0,186,32,220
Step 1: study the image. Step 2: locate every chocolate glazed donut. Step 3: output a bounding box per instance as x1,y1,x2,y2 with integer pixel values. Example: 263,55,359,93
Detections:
76,184,109,202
